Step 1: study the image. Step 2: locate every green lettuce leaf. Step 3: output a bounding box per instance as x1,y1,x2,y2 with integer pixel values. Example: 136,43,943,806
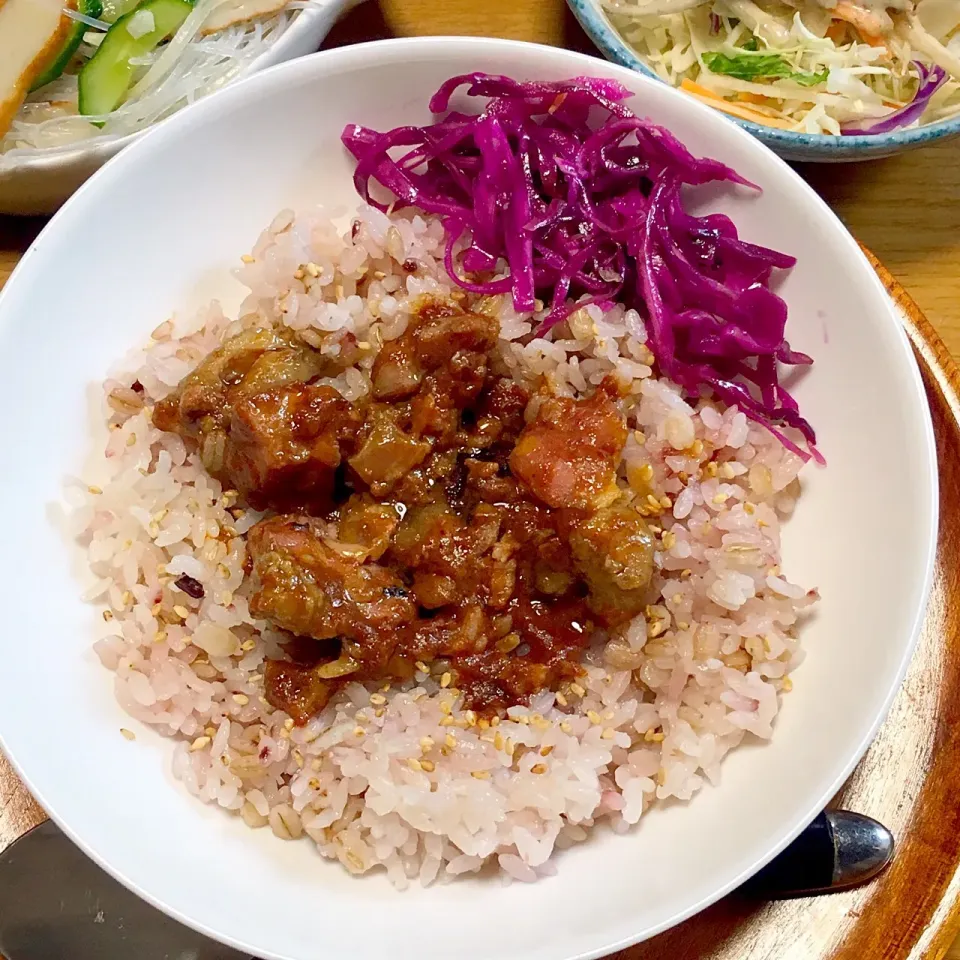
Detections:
701,51,828,87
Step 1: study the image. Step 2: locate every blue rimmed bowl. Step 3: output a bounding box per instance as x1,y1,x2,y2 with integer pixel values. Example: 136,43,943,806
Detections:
567,0,960,161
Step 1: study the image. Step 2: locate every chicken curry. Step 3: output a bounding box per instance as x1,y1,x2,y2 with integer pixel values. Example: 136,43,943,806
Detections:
154,298,655,722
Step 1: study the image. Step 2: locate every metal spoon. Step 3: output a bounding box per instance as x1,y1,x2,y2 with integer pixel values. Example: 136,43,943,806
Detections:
0,812,892,960
740,809,894,897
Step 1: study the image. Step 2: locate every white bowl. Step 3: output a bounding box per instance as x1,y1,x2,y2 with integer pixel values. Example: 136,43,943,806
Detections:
0,37,937,960
0,0,352,216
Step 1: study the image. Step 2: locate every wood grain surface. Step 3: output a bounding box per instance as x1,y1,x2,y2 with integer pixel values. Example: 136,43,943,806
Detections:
2,1,960,957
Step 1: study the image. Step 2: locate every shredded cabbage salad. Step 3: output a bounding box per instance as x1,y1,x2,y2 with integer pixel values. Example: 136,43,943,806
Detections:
0,0,318,166
343,73,819,460
604,0,960,133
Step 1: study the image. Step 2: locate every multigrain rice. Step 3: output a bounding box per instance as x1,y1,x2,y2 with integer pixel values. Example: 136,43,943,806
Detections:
63,204,817,887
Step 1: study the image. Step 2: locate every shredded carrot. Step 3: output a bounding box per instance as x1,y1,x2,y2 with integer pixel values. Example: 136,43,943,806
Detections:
737,92,769,105
681,79,727,101
680,80,795,129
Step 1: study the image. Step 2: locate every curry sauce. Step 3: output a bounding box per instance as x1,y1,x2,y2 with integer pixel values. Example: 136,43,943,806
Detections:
154,297,655,722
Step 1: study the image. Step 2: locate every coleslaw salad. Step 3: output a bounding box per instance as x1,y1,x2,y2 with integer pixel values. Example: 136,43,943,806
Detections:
601,0,960,133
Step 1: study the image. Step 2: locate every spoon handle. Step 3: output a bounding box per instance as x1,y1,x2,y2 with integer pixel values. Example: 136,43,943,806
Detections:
741,810,894,898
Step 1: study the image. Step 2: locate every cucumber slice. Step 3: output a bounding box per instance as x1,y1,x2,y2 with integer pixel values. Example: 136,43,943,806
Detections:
77,0,194,117
29,0,105,92
100,0,142,24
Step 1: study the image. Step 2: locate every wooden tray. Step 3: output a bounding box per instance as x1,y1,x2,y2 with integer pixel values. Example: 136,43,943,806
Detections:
0,253,957,960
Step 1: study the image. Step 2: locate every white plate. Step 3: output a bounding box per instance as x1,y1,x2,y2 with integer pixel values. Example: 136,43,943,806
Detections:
0,37,938,960
0,0,354,216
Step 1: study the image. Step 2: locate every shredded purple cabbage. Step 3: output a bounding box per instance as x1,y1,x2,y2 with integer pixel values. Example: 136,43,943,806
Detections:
342,73,819,461
842,61,947,135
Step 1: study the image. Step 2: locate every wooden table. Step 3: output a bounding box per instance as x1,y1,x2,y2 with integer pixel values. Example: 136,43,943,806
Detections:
1,0,959,956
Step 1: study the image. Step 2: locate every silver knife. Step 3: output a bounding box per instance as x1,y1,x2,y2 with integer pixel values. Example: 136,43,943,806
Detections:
0,812,892,960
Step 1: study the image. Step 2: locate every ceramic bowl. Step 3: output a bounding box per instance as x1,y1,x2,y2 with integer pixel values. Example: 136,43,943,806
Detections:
0,0,353,215
568,0,960,162
0,36,937,960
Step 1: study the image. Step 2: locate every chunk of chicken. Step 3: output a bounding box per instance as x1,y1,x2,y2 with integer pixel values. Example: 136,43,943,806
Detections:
263,658,335,726
400,604,495,661
247,515,416,665
154,327,361,511
337,494,400,561
567,505,655,626
471,377,530,449
339,304,501,492
411,352,489,446
389,501,501,609
348,407,431,492
370,300,499,402
510,382,627,510
225,385,362,511
154,327,324,432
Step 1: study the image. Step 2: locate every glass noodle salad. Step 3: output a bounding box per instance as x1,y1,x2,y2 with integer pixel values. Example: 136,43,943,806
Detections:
603,0,960,133
0,0,318,163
